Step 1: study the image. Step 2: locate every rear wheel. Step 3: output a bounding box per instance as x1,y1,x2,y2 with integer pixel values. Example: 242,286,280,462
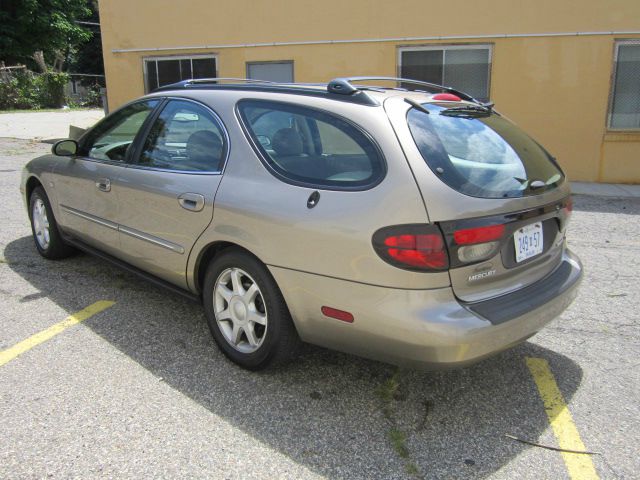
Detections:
203,249,300,370
29,186,75,259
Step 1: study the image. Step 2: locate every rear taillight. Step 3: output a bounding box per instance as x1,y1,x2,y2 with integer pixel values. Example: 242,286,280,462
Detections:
453,224,505,264
454,224,505,245
373,225,448,271
564,197,573,218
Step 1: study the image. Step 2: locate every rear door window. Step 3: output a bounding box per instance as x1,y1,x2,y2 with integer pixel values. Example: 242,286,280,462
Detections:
238,100,385,189
406,103,564,198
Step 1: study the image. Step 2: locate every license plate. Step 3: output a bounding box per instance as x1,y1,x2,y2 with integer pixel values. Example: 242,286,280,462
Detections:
514,222,544,263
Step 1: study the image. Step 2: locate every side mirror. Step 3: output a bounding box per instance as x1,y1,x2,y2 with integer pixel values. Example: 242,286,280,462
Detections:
52,139,78,157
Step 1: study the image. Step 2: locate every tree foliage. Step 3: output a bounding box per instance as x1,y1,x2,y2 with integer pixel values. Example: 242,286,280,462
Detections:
0,0,92,70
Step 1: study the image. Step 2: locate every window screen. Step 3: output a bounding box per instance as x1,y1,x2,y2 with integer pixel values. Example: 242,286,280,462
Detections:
247,62,294,82
145,56,217,92
400,46,491,101
609,41,640,129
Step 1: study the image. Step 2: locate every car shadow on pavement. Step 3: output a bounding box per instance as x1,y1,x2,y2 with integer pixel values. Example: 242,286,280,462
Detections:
5,235,584,480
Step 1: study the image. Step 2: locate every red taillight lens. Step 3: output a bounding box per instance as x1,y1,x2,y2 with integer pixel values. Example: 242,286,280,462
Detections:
565,197,573,212
373,226,449,271
454,224,505,245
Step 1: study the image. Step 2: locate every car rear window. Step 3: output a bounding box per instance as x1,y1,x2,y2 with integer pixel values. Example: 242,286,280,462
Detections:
238,100,385,189
406,103,564,198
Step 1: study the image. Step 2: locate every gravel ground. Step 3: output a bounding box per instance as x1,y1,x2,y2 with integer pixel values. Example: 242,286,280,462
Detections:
0,137,638,479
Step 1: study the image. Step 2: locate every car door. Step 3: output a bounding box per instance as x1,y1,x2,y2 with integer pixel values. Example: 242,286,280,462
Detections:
53,99,161,256
115,98,228,289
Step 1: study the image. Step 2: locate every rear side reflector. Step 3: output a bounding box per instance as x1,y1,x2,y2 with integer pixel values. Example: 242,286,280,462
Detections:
372,224,449,271
321,306,354,323
432,93,462,101
454,224,505,245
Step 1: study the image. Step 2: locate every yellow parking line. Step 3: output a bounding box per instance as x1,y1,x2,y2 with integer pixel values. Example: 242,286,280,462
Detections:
526,357,599,480
0,300,115,367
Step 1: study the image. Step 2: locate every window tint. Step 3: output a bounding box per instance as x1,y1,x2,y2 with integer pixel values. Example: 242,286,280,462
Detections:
407,103,563,198
238,100,384,188
82,100,159,161
138,100,226,172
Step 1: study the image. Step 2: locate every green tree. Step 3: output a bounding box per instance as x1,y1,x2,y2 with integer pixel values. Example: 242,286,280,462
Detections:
0,0,92,71
69,0,104,84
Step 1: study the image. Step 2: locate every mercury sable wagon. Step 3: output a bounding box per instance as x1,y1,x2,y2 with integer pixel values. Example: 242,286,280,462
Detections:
21,77,582,370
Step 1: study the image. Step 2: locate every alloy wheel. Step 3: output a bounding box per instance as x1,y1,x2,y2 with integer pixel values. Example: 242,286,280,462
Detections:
213,267,268,353
32,198,50,250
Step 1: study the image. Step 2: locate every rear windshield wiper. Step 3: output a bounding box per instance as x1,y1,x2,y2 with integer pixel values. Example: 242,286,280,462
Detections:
440,105,492,117
404,97,430,114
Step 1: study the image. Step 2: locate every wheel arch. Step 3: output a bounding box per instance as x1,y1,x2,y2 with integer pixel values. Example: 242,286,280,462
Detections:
193,241,268,295
25,176,44,207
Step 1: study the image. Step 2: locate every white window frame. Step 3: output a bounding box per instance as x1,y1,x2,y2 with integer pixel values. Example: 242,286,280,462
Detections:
607,39,640,131
143,54,218,93
397,44,493,99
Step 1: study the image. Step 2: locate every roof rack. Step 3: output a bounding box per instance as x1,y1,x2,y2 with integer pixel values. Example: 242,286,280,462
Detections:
157,77,276,90
152,76,492,109
327,76,487,106
152,77,381,106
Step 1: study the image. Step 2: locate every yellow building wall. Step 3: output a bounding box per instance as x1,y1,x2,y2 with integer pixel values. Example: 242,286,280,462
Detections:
98,0,640,183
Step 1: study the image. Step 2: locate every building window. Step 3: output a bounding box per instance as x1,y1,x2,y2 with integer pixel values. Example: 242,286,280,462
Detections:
246,61,294,83
144,55,217,92
609,40,640,130
399,45,492,101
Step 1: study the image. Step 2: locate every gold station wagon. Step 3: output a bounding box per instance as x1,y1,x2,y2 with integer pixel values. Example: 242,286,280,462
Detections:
21,77,582,370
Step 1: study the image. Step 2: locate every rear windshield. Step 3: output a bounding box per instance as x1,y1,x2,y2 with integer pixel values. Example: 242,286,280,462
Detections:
407,103,564,198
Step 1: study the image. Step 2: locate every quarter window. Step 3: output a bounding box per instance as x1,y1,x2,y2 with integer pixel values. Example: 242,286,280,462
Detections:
144,55,217,92
138,100,226,172
609,40,640,129
400,45,492,101
81,100,159,161
238,100,385,188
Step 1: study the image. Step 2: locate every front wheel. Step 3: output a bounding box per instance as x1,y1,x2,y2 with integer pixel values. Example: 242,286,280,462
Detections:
202,249,300,370
29,186,75,260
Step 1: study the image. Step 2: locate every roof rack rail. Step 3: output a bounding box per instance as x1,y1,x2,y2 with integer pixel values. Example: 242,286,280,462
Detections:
157,77,276,91
327,76,487,106
152,78,380,106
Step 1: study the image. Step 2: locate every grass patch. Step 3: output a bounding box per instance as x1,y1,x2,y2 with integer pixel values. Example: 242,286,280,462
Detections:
376,369,400,418
388,428,409,458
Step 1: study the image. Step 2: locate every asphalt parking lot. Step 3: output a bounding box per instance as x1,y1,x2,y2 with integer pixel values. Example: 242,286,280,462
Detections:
1,137,638,479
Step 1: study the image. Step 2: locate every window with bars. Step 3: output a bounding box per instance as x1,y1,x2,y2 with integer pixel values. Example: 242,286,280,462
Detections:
144,55,217,92
399,45,492,101
609,41,640,130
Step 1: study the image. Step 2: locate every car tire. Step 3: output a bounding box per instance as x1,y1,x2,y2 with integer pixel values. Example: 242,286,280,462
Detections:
29,186,75,260
202,249,301,370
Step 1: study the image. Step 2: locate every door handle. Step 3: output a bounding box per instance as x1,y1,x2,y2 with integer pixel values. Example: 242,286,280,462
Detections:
96,178,111,192
178,193,205,212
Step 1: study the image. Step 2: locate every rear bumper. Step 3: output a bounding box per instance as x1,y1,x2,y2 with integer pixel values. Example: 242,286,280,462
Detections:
270,248,582,369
